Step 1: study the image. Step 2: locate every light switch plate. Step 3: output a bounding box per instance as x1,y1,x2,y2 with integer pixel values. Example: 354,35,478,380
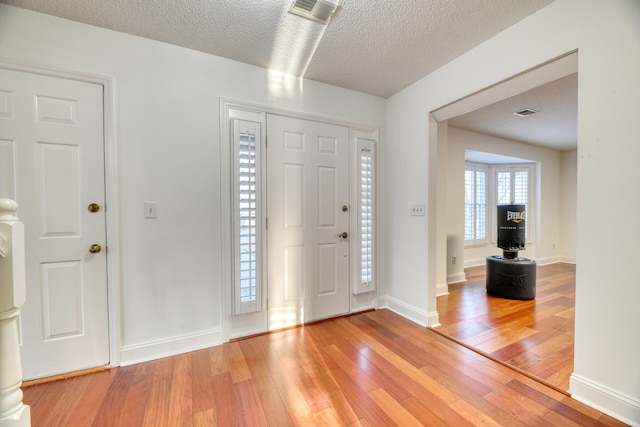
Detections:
144,201,158,219
411,204,425,216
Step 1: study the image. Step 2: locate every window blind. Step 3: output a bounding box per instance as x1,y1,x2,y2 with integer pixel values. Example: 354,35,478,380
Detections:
464,164,487,243
360,148,373,286
238,133,257,303
355,138,375,294
233,119,262,314
495,166,531,240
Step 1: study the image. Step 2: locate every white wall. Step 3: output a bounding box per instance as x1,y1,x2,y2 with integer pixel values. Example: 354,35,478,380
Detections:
385,0,640,423
0,5,386,363
447,127,563,269
559,149,577,262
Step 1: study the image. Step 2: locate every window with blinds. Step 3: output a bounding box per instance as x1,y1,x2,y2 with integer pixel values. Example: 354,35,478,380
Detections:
464,163,487,244
496,166,532,240
355,138,375,294
233,119,262,314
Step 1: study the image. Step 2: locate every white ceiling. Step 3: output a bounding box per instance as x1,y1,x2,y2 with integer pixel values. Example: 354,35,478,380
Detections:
1,0,577,151
0,0,555,98
450,73,578,152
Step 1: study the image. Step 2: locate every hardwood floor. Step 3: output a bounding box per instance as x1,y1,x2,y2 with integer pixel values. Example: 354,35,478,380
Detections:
436,263,576,391
22,308,625,426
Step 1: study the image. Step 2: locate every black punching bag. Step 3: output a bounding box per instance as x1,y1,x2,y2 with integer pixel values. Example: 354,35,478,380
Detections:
497,204,526,257
486,204,536,300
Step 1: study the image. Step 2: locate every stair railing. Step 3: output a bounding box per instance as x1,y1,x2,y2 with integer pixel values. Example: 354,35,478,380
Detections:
0,198,31,427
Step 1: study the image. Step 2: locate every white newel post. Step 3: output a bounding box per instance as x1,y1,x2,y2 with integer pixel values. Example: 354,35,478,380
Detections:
0,198,31,427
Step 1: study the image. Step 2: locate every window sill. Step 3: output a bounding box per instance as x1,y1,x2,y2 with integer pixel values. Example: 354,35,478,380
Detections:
464,242,489,249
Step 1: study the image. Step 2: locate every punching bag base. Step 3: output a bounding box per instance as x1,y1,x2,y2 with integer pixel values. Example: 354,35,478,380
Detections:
486,255,536,300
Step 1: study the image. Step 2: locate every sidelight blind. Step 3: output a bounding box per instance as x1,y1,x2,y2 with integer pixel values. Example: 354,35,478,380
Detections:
356,138,375,294
233,119,262,314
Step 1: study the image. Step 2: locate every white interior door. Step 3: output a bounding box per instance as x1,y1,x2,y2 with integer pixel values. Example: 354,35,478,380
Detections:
267,114,350,329
0,68,109,379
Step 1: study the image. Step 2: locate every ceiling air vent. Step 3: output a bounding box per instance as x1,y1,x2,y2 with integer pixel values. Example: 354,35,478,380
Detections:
513,108,539,118
288,0,339,25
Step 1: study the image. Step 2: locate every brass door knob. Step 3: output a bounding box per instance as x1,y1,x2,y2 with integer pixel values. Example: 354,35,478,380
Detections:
88,203,100,213
339,232,348,239
89,244,102,254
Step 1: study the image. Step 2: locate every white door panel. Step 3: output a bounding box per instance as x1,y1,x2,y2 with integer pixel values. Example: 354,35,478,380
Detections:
0,68,108,379
267,115,350,329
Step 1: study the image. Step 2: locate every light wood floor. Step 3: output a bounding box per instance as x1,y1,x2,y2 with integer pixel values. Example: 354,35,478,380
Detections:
436,263,575,391
22,308,625,426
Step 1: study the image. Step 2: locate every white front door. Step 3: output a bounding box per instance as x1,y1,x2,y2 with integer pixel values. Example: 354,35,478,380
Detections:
0,68,109,379
266,114,350,329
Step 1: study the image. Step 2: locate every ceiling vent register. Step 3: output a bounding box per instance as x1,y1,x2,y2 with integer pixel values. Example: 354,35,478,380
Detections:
288,0,340,25
513,108,539,117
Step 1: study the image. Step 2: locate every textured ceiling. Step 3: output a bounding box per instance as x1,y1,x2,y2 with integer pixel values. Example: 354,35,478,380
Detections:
2,0,575,151
450,73,578,151
0,0,555,98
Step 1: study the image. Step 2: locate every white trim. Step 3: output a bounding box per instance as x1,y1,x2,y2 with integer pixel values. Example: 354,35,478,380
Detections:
570,373,640,426
219,103,267,342
220,98,379,341
466,257,572,268
534,256,561,266
0,59,122,368
436,283,450,297
447,272,466,285
464,257,487,268
352,134,377,296
220,98,380,134
379,295,437,327
120,328,223,366
432,51,578,122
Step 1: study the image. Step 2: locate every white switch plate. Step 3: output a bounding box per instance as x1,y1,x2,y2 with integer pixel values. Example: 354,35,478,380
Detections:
144,201,158,219
411,204,425,216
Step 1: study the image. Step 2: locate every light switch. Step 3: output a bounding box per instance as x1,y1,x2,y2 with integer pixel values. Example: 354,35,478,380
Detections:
144,201,158,219
411,204,425,216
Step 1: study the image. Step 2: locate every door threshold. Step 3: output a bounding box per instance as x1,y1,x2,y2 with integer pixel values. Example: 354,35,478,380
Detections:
22,366,111,388
232,309,375,342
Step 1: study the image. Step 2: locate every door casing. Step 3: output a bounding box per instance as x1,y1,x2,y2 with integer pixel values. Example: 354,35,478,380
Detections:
220,98,379,341
0,60,121,369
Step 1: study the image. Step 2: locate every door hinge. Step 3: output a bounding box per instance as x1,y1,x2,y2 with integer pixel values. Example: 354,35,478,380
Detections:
266,217,268,230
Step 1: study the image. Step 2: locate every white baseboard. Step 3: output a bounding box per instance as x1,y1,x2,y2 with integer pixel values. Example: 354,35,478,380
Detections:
466,256,576,267
120,327,223,366
570,373,640,426
464,257,486,268
436,282,449,296
534,256,560,266
380,295,438,326
447,272,466,285
426,310,440,328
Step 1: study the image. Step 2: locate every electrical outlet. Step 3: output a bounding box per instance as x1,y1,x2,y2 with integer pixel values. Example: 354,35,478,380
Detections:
411,204,425,216
452,256,457,265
